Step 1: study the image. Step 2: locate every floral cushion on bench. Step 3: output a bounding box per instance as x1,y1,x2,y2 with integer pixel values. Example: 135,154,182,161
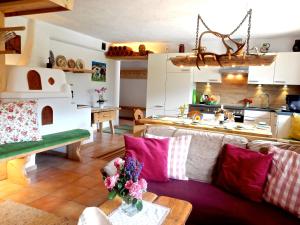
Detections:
0,100,42,144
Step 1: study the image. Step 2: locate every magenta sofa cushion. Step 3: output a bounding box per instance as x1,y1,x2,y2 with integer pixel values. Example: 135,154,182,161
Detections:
215,144,273,202
148,179,299,225
124,135,169,182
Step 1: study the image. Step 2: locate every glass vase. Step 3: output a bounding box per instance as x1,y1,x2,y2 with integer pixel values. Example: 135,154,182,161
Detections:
120,201,139,217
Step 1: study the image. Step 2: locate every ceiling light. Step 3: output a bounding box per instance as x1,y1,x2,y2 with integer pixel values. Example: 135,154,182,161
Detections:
227,74,234,79
236,74,243,80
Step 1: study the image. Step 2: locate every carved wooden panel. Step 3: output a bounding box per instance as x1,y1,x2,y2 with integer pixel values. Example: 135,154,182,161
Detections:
27,70,42,90
42,106,53,125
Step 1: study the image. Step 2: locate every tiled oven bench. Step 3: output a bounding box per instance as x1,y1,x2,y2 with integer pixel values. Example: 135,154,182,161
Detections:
0,129,90,185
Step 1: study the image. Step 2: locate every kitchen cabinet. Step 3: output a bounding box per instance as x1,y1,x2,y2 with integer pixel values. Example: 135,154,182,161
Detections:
193,67,222,83
146,54,167,110
165,72,193,111
167,53,192,73
145,107,165,117
244,110,271,125
146,53,193,117
275,114,292,138
274,52,300,85
270,113,278,138
248,63,275,84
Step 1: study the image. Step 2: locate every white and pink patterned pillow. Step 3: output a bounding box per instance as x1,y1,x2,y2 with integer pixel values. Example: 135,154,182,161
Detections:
145,134,192,180
0,101,42,144
263,146,300,218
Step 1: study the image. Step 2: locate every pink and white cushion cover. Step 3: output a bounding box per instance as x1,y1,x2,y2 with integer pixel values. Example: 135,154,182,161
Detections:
263,146,300,218
145,134,192,180
0,100,42,144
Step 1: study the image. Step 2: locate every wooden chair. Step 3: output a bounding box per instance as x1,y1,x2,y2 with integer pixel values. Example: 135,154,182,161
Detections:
133,108,145,125
133,108,146,136
187,111,201,119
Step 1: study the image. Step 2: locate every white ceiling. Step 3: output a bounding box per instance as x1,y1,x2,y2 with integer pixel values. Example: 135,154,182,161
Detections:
30,0,300,43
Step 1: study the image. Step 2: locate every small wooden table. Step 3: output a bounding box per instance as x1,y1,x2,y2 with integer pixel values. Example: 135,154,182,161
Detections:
92,107,120,134
99,192,192,225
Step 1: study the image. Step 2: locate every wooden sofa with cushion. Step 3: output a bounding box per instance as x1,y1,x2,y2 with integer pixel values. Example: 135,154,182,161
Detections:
0,129,90,185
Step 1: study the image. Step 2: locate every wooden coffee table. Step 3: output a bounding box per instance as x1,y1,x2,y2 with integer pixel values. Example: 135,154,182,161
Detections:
99,192,192,225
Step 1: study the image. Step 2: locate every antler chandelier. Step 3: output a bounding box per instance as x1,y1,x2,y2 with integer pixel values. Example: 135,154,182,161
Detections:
170,9,276,68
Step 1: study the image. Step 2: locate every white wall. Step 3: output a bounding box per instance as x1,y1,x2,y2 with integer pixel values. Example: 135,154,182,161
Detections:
5,17,120,126
120,79,147,108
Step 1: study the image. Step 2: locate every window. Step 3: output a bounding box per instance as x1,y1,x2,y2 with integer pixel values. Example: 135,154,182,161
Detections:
27,70,42,90
41,106,53,125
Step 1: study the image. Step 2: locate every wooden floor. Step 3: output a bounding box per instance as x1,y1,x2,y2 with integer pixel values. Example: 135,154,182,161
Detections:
0,130,128,222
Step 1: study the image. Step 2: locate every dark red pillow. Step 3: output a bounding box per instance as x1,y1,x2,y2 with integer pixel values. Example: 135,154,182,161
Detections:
124,135,169,182
216,144,273,202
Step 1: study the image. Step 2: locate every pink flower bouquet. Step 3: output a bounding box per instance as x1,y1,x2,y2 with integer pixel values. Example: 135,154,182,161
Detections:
95,87,107,103
103,157,147,211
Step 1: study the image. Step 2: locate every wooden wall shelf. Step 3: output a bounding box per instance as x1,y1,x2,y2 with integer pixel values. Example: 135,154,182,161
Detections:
106,56,148,61
0,26,25,32
53,67,94,74
170,54,276,67
0,50,16,54
0,0,73,17
121,69,147,79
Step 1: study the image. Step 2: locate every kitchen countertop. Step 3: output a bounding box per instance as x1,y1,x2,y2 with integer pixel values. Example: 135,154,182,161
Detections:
275,110,295,116
138,117,272,138
189,104,297,115
189,104,277,112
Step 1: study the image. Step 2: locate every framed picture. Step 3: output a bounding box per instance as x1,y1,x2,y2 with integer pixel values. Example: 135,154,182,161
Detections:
91,61,106,82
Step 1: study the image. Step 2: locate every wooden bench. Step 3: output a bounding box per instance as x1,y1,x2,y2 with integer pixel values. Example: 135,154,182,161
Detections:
0,129,90,185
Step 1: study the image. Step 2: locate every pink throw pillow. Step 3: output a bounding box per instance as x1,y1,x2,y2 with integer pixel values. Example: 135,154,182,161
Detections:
124,135,169,182
263,146,300,218
216,144,273,202
145,134,192,180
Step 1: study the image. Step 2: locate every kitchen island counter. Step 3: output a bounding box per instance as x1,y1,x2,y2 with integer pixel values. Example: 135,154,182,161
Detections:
138,117,272,138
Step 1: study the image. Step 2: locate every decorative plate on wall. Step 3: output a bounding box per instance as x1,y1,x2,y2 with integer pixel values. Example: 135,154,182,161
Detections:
75,59,85,69
68,59,76,68
56,55,67,68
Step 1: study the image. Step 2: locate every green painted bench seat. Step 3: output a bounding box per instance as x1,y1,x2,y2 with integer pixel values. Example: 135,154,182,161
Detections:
0,129,90,161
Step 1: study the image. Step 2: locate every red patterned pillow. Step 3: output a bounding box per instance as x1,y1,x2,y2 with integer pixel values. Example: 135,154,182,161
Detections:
263,146,300,218
0,101,42,144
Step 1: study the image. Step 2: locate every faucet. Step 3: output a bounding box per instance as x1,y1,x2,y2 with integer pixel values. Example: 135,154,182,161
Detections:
260,92,270,108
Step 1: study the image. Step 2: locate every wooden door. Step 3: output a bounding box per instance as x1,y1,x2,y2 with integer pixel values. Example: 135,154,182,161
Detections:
27,70,42,90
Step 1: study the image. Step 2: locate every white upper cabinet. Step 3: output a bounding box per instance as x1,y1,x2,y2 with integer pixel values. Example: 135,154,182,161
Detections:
248,63,275,84
274,52,300,85
193,66,222,83
167,53,192,73
165,72,193,111
146,54,167,109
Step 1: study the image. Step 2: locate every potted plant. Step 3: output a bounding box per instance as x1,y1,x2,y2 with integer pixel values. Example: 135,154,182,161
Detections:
95,87,107,108
103,157,147,217
242,98,253,107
